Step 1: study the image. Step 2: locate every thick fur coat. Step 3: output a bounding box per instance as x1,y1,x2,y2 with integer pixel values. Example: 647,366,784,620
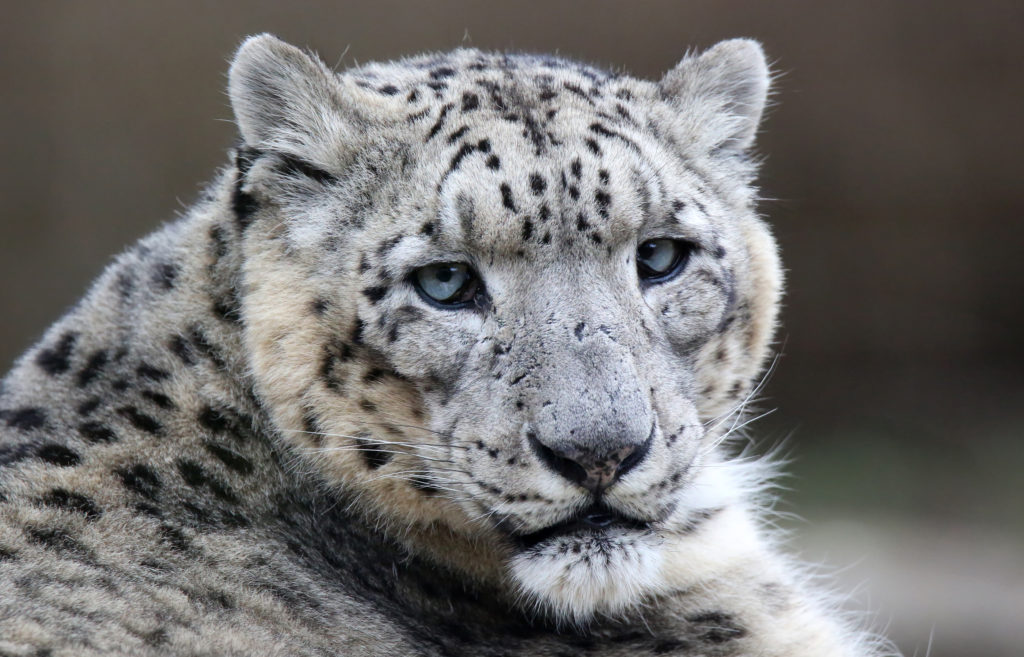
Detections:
0,35,892,656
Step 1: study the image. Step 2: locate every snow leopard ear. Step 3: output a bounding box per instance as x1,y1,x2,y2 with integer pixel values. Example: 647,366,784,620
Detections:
659,38,770,154
228,34,354,161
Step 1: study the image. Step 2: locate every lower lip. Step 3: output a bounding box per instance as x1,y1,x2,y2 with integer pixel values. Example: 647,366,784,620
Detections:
515,515,649,550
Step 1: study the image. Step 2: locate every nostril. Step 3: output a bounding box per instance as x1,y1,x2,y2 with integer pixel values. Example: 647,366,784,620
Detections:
615,428,653,480
527,431,589,486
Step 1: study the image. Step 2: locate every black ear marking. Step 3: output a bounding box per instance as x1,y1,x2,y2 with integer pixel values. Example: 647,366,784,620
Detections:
274,153,338,185
233,148,261,228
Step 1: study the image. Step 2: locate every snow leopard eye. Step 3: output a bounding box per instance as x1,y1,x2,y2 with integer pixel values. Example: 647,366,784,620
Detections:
637,239,694,283
412,263,481,307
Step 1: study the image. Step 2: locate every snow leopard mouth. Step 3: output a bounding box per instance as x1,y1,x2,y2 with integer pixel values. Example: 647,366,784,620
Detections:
513,503,651,550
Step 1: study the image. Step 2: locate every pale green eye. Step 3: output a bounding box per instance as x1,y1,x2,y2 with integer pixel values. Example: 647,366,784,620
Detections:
637,239,693,282
413,263,479,306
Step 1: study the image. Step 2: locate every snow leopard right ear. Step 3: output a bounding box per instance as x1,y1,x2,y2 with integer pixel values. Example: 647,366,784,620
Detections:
229,34,357,164
658,38,771,155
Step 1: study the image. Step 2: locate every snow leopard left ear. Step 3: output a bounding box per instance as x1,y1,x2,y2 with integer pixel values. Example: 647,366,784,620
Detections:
228,34,356,163
659,38,770,154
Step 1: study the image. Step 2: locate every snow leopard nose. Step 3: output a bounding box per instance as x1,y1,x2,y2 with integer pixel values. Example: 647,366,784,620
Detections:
528,428,653,493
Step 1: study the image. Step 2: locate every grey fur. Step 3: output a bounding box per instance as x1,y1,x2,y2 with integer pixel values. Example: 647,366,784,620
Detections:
0,35,893,656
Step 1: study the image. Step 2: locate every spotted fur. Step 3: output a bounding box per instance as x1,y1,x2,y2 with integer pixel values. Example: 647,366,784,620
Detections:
0,35,894,656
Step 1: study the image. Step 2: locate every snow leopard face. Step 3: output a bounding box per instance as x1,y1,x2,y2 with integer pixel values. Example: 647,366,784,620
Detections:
231,35,780,623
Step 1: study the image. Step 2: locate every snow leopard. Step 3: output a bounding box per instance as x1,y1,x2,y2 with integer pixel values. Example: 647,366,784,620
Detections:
0,34,894,656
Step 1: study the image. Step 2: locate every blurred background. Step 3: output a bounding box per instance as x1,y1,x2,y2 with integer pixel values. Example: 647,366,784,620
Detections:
1,2,1021,655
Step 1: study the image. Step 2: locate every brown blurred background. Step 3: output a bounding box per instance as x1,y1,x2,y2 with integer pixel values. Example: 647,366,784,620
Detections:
1,2,1021,655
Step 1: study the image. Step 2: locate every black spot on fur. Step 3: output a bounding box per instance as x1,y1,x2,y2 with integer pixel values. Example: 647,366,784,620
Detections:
189,325,227,369
585,138,601,155
430,66,456,80
320,346,345,393
77,349,109,387
576,214,591,232
461,92,479,111
212,296,242,324
575,322,586,341
204,443,254,476
169,335,196,366
570,159,582,179
209,225,229,259
598,169,610,185
26,525,89,556
362,286,389,303
233,148,260,228
35,331,77,375
151,262,178,291
448,142,475,173
197,406,227,433
141,390,175,410
409,476,440,495
41,489,102,520
2,407,46,431
426,102,454,141
686,612,747,644
117,463,161,500
136,363,170,382
500,184,517,212
159,524,190,552
275,153,338,185
197,406,252,444
79,421,117,444
378,84,399,96
177,460,239,504
419,221,436,236
563,82,593,103
359,399,378,414
355,438,392,470
529,173,547,196
36,444,80,467
116,269,135,299
311,298,329,315
485,155,500,169
595,190,611,218
118,406,163,435
447,125,469,144
77,397,101,416
351,319,366,345
522,219,534,241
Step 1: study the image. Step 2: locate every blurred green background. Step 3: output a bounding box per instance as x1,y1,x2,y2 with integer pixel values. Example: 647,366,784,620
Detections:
1,2,1021,655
